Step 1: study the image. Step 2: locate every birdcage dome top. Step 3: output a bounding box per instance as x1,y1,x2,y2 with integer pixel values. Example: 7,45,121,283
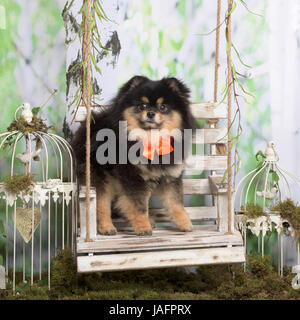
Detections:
235,141,300,213
0,103,75,206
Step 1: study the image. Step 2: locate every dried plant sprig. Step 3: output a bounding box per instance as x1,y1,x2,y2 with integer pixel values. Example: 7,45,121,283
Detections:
64,0,110,123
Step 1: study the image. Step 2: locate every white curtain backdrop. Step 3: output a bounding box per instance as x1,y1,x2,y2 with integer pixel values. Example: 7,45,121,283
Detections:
269,0,300,202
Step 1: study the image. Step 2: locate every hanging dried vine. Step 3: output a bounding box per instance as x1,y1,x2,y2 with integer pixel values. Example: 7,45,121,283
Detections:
201,1,261,186
63,0,110,242
63,0,110,122
226,1,261,186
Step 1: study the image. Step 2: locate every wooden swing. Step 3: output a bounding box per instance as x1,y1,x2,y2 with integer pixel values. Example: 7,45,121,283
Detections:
76,0,245,273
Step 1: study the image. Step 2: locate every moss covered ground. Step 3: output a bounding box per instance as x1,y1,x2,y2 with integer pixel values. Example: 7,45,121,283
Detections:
0,248,299,300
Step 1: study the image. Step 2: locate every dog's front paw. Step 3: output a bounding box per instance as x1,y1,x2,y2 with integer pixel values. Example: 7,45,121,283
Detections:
172,210,194,232
177,216,194,232
178,221,194,232
98,225,117,236
131,215,153,236
136,229,153,237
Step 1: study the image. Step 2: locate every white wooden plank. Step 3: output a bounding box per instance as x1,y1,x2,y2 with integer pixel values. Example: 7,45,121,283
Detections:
0,266,5,289
190,102,227,119
150,206,217,221
77,246,245,272
81,102,227,121
79,187,97,240
193,127,227,144
185,155,227,171
76,227,243,253
183,179,211,194
217,193,235,233
111,225,219,235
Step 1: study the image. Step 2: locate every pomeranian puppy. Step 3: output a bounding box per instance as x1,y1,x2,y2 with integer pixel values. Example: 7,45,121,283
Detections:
72,76,198,236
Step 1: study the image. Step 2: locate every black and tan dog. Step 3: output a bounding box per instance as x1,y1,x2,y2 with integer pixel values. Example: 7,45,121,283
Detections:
72,76,198,236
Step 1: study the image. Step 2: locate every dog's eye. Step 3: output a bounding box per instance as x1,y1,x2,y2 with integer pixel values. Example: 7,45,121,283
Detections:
139,104,147,111
158,104,168,112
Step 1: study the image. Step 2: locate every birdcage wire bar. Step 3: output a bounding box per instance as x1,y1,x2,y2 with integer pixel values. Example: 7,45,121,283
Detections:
235,142,300,288
0,122,77,293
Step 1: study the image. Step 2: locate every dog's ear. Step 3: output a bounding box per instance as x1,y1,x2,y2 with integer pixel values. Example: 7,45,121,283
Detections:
163,77,198,130
118,76,149,96
162,77,190,99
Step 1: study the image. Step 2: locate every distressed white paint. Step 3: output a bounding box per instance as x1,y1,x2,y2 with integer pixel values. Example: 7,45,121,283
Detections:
79,186,97,240
0,266,5,290
77,246,245,273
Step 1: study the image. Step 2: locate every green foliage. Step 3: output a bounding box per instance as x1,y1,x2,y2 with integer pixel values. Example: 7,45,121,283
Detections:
270,169,279,186
3,173,35,194
51,247,77,293
255,150,266,169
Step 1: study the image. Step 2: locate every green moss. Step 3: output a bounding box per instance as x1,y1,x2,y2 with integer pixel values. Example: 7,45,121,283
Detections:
215,255,297,300
241,203,267,222
273,198,300,239
3,114,55,150
7,114,55,135
51,247,77,293
3,173,35,194
2,254,299,300
240,200,300,239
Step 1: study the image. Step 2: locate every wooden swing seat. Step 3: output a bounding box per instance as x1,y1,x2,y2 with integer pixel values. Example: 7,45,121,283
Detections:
76,102,245,273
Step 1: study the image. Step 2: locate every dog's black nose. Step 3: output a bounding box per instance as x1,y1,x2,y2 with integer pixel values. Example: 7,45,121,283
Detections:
147,111,155,119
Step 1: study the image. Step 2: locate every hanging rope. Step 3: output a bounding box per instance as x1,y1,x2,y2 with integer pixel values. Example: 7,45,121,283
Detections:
209,0,226,155
226,0,233,234
208,0,221,131
214,0,221,103
83,0,92,242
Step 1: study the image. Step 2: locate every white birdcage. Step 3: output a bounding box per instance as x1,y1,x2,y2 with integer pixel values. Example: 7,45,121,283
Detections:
0,103,77,292
235,141,300,289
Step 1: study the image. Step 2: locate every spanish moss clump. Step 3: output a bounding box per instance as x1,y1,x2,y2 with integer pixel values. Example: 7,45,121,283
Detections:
3,115,55,149
273,198,300,239
51,247,77,294
7,115,55,136
3,174,35,194
240,203,267,222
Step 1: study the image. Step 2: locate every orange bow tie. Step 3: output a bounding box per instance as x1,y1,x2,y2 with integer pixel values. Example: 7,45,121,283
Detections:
142,137,174,160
